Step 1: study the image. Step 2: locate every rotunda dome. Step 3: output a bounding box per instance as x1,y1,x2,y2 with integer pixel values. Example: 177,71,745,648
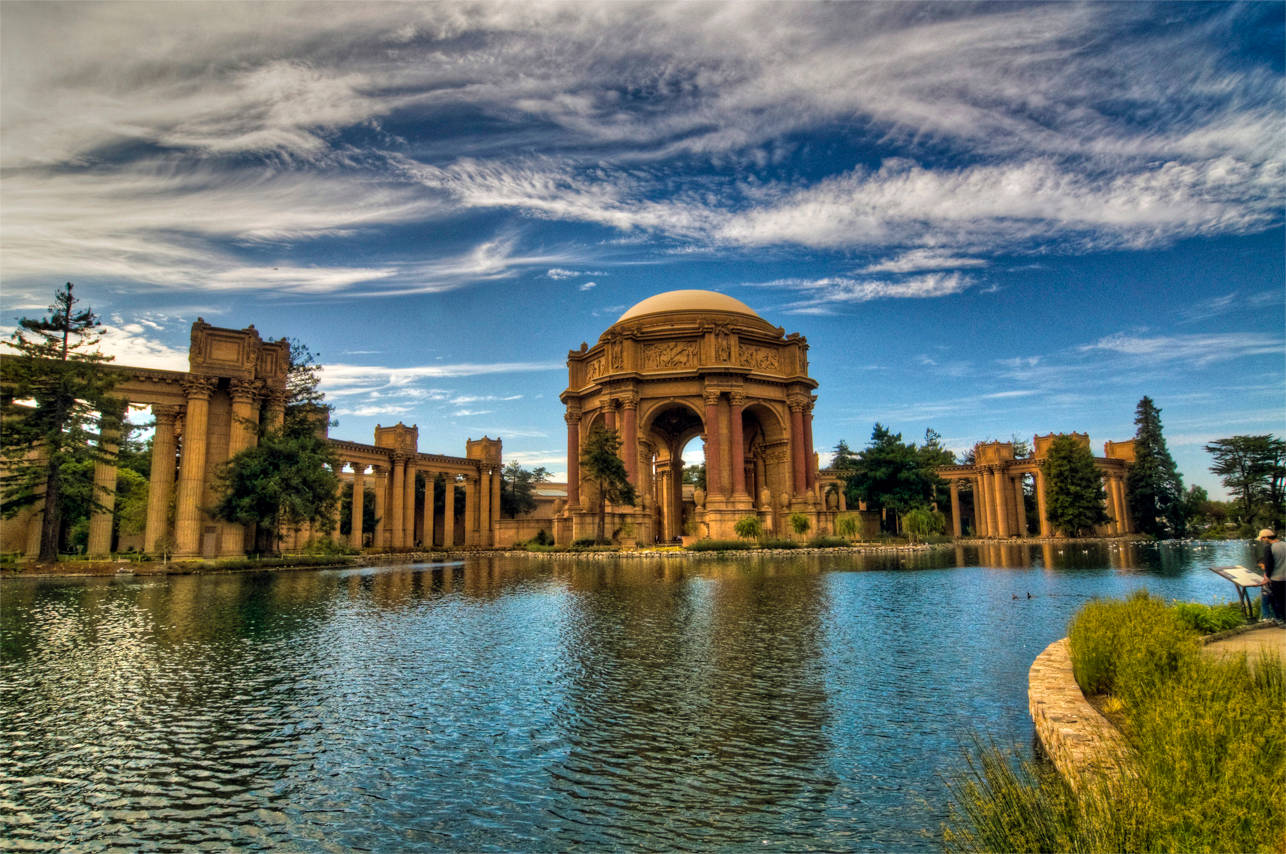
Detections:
616,290,760,324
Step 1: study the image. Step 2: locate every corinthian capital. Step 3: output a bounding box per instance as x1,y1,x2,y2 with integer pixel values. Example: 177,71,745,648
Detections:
181,376,217,400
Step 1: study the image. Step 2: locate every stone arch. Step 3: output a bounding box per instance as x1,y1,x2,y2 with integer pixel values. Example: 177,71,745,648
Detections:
558,289,828,545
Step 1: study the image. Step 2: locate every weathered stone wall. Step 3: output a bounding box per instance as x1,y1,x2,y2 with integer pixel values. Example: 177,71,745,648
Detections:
1028,637,1129,786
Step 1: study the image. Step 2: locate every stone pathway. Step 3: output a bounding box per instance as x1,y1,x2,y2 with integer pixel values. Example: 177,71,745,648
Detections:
1203,623,1286,662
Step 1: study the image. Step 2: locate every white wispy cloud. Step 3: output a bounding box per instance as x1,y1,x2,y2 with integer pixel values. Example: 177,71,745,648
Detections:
1079,331,1283,368
748,272,974,312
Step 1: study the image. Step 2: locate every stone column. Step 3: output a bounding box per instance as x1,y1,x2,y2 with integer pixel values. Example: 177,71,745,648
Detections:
604,403,616,433
670,447,684,540
479,467,493,547
490,465,501,544
87,406,125,555
403,461,417,548
975,474,991,537
789,397,807,497
175,377,215,556
804,397,817,491
949,480,962,538
992,467,1010,538
332,466,346,542
390,455,405,550
421,472,436,548
443,476,456,547
622,394,638,486
464,475,477,546
565,409,581,509
372,465,387,550
350,465,365,550
1036,469,1051,537
703,391,722,498
1013,475,1028,537
145,405,181,553
221,379,261,555
729,392,747,498
263,391,285,434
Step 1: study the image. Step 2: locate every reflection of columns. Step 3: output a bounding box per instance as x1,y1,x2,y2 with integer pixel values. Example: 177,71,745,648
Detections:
390,455,405,550
175,377,215,555
350,465,365,550
730,392,747,498
703,391,722,498
145,405,180,553
422,472,435,548
949,480,962,538
804,397,817,491
403,462,417,548
443,476,456,547
789,397,807,497
565,409,581,509
464,475,478,546
87,406,124,555
622,394,638,486
1036,469,1051,537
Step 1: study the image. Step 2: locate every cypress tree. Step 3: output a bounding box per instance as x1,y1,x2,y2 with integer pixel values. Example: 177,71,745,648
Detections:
1126,396,1186,537
1043,435,1109,537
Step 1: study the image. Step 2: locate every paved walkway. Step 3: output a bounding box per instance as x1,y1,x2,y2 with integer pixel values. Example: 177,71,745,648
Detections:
1203,623,1286,661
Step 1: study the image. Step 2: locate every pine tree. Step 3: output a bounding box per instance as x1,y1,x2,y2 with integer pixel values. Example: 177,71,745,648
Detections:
1126,396,1186,537
1,283,122,560
1042,434,1109,537
579,425,635,543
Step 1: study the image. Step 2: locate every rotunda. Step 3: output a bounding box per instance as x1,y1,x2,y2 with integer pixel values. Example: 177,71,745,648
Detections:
557,289,832,545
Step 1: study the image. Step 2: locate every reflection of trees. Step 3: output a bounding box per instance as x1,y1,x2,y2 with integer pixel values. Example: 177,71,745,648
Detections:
550,558,835,848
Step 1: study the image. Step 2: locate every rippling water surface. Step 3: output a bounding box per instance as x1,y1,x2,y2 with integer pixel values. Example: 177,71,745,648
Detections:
0,541,1256,851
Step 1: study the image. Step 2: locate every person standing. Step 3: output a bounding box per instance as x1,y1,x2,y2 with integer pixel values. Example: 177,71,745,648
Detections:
1258,529,1286,625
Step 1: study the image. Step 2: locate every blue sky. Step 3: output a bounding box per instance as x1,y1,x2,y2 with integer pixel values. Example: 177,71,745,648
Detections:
1,1,1282,497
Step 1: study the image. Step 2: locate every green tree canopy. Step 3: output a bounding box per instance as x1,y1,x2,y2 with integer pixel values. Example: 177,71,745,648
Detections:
1204,435,1286,530
1126,396,1187,538
838,424,947,533
211,341,339,553
1,283,122,560
500,461,550,518
1043,435,1109,537
580,425,636,543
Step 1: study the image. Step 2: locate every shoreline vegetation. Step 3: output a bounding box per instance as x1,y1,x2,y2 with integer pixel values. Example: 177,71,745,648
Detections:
946,591,1285,854
0,535,1180,578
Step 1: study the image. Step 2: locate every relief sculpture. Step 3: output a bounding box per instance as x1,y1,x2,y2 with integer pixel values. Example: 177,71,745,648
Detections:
737,346,779,372
643,340,697,369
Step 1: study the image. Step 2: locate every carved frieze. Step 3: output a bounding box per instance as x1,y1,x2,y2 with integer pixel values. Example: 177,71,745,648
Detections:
642,340,697,369
738,345,779,372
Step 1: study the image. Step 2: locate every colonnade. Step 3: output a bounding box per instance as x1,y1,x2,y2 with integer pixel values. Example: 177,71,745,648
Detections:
941,464,1133,539
332,457,500,549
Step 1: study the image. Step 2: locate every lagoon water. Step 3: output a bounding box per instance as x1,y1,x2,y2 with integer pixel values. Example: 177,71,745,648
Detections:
0,541,1259,852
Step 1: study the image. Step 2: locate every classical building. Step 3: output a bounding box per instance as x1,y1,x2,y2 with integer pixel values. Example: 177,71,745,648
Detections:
936,434,1135,538
557,290,833,544
1,320,502,557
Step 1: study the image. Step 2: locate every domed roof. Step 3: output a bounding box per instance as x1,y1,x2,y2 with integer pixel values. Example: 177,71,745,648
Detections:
616,290,760,323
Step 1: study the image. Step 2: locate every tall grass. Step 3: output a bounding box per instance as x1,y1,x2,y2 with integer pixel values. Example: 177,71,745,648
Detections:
946,593,1286,853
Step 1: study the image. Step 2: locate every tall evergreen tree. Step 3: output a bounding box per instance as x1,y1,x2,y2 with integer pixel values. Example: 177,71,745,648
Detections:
500,461,550,518
1126,396,1186,537
1204,434,1286,530
1,283,122,560
1043,435,1109,537
579,425,636,543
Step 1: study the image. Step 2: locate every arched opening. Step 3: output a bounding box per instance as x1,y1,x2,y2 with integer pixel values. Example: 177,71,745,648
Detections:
642,402,704,543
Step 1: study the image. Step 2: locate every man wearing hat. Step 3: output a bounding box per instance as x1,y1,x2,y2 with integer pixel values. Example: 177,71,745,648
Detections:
1257,529,1286,625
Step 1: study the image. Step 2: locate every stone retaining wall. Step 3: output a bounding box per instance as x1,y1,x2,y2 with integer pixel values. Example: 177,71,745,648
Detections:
1028,637,1129,786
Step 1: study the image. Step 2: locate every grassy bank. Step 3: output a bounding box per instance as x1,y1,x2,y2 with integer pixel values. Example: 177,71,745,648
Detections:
945,592,1285,853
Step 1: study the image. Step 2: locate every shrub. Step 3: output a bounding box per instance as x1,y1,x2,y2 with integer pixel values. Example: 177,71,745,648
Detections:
530,528,554,546
1067,590,1199,697
807,535,848,548
835,514,861,539
685,539,754,552
789,512,811,536
733,516,763,540
572,537,610,548
757,538,800,550
1170,600,1247,634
